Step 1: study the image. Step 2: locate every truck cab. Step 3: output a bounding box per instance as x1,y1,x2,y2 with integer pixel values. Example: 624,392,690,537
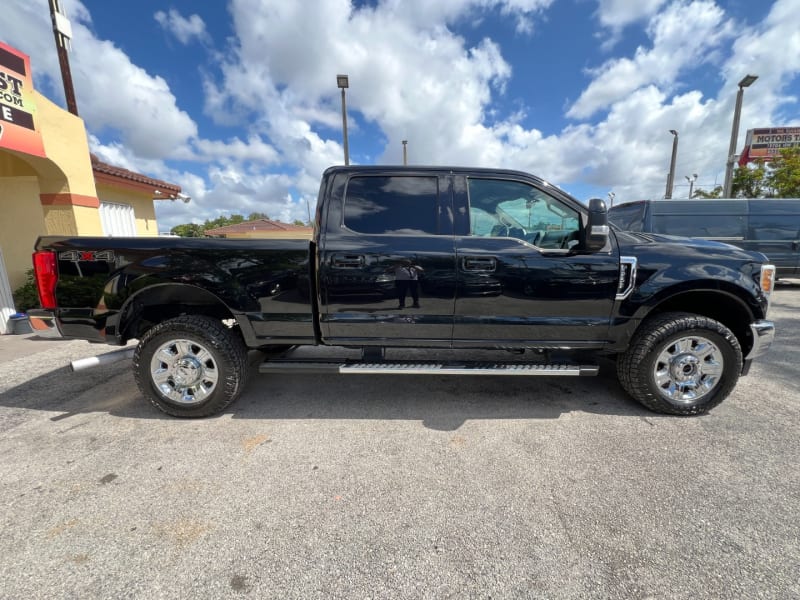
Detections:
318,167,617,349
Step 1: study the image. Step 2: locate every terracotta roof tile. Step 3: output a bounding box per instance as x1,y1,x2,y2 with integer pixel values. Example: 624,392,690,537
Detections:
91,154,181,195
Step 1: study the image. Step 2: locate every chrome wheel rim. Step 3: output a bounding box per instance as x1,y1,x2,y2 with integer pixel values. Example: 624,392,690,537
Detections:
653,335,724,404
150,339,219,405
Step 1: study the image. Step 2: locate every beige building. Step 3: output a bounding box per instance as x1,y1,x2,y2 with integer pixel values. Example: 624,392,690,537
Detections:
205,218,313,239
0,41,180,333
91,154,182,238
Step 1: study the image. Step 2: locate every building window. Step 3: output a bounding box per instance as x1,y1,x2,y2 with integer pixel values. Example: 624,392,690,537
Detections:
99,202,136,237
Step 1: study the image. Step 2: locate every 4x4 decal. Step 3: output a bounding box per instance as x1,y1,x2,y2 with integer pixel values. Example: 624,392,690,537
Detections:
59,250,115,262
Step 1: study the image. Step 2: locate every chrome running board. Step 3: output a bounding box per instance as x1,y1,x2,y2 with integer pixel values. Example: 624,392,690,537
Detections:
259,360,598,376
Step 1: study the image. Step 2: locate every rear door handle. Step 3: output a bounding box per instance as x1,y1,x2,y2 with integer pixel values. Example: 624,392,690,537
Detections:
331,254,365,268
461,257,497,272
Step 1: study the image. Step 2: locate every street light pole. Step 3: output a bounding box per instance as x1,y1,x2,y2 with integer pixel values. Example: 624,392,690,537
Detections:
336,74,350,165
723,74,758,198
685,173,698,198
665,130,679,199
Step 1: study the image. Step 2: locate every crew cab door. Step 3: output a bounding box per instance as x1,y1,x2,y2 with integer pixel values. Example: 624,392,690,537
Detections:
318,171,457,346
452,175,618,348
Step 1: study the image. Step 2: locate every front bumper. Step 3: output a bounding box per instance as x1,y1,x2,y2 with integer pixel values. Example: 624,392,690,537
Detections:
25,310,62,339
745,320,775,361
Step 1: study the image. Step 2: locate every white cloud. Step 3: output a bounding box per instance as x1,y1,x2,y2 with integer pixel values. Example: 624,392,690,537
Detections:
89,135,306,227
189,136,280,165
565,0,800,201
723,0,800,120
3,0,800,231
76,41,198,158
595,0,668,29
592,0,668,50
0,0,197,159
166,165,302,227
154,9,210,45
206,0,515,172
569,0,733,119
379,0,555,33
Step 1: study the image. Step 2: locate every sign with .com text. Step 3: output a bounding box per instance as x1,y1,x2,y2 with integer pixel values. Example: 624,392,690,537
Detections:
0,41,45,158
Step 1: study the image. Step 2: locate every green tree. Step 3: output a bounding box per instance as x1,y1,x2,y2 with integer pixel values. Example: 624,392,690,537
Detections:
731,163,769,198
204,214,245,230
767,147,800,197
727,147,800,199
170,223,205,237
247,212,270,220
693,186,723,199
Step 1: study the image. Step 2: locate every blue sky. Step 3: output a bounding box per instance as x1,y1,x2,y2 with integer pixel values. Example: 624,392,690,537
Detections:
2,1,798,231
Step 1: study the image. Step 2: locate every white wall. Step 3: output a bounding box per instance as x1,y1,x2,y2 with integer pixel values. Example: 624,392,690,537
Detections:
0,247,16,334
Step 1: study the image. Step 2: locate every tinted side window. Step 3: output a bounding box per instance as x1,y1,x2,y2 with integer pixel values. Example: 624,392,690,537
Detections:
343,176,438,235
653,215,746,239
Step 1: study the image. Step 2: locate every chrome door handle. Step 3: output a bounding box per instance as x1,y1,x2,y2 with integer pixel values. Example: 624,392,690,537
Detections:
331,254,365,268
461,257,497,272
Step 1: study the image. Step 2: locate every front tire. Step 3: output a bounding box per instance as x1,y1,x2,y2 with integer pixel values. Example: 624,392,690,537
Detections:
617,312,742,415
133,315,248,417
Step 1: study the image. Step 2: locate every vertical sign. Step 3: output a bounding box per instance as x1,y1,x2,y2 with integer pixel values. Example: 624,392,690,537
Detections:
0,41,46,158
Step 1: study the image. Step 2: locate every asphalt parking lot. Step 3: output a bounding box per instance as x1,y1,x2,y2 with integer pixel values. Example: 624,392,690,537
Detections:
1,286,799,599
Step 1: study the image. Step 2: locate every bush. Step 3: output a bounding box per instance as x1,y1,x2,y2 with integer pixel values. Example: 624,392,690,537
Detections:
12,269,39,313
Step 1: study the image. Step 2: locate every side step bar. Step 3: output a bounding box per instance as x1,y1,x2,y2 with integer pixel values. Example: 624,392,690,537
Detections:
259,360,599,377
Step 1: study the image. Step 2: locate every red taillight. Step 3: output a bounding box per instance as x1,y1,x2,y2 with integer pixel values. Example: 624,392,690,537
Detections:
33,250,58,309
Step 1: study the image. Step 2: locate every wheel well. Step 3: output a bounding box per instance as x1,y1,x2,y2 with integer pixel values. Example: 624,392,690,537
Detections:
121,285,237,341
644,291,754,356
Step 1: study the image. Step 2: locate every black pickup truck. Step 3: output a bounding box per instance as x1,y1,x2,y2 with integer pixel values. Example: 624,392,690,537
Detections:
29,166,776,417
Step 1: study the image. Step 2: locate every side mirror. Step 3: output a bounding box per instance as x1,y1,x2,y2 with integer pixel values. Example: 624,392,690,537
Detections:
582,198,609,253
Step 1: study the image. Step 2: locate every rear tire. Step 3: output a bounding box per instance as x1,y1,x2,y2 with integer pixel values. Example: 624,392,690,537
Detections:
617,312,742,415
133,315,248,417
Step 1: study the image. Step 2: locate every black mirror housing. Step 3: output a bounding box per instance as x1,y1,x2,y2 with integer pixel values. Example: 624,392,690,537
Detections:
583,198,609,253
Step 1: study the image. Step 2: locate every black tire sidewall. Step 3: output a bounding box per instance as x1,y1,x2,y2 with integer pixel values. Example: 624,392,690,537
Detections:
641,326,739,411
618,313,743,415
133,316,246,418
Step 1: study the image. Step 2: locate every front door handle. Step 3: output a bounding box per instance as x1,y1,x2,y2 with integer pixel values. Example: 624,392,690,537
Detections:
462,257,497,272
331,254,365,268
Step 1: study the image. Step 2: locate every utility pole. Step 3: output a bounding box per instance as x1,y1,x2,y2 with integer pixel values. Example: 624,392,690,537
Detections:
402,140,408,165
664,129,678,200
665,130,679,199
48,0,78,116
